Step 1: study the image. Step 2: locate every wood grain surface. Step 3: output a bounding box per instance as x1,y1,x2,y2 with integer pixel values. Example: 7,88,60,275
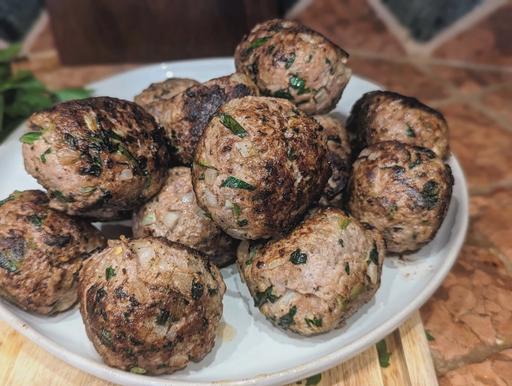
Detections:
0,310,438,386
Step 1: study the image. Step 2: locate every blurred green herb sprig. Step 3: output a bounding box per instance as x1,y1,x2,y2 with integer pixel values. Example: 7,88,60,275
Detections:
0,43,92,143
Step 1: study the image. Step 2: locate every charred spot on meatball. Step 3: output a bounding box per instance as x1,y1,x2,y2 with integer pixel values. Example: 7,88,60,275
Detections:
347,141,453,254
146,73,259,165
237,207,384,336
346,90,449,159
21,97,170,220
192,96,330,240
0,190,106,315
78,237,225,375
235,19,351,115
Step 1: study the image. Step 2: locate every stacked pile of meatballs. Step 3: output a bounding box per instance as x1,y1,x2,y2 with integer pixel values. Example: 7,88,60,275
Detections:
0,18,453,376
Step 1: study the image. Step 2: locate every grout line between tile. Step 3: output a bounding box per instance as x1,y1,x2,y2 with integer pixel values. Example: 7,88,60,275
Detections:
349,49,512,73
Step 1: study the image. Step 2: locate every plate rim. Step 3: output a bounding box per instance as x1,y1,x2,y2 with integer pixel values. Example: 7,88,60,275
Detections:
0,58,469,386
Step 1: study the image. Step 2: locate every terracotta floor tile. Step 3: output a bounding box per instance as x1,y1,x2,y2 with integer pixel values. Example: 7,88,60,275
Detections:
439,349,512,386
479,85,512,130
439,103,512,189
425,65,512,95
349,56,451,102
420,244,512,374
296,0,405,56
433,4,512,67
471,187,512,266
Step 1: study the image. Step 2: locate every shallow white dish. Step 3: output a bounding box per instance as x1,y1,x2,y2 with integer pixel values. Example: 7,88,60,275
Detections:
0,58,468,386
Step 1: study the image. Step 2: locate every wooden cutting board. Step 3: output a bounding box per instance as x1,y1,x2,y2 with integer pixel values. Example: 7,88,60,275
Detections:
0,311,437,386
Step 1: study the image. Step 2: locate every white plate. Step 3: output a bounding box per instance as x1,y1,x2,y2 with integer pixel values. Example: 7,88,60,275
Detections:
0,58,468,386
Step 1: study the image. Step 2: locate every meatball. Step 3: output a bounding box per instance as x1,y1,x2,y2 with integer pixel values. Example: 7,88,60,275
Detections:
153,72,258,164
134,77,199,107
0,190,105,315
78,236,225,375
314,114,351,207
348,141,453,254
133,167,236,267
235,19,351,115
192,96,330,240
346,91,449,159
21,97,170,220
237,207,384,336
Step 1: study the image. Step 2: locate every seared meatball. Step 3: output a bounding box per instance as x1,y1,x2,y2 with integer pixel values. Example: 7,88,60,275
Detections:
192,96,330,240
315,114,351,207
0,190,105,315
348,141,453,254
237,207,384,336
78,237,225,375
134,78,199,107
22,97,170,220
235,19,351,115
133,167,236,267
346,91,449,159
153,73,258,164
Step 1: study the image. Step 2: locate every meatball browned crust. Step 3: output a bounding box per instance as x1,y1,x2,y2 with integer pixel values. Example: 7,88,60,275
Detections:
235,19,351,115
314,114,351,207
237,208,384,336
78,237,225,375
22,97,170,220
133,167,236,267
0,190,105,315
348,141,453,254
153,73,259,164
192,96,330,240
134,78,199,108
346,91,449,159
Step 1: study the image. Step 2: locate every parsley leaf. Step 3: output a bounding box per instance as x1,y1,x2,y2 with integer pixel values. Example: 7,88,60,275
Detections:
219,113,247,138
376,339,391,368
220,176,255,190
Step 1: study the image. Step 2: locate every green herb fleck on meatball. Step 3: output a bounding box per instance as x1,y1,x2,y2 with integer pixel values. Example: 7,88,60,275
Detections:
220,176,255,191
290,248,307,265
105,266,116,280
278,305,297,329
254,286,279,307
219,113,248,138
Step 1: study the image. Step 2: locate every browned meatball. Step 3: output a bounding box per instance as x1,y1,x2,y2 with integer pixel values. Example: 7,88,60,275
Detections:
133,167,236,267
78,237,225,375
237,207,384,336
134,78,199,107
152,73,258,164
21,97,170,220
235,19,351,115
346,91,449,159
314,114,351,207
192,96,330,240
0,190,105,315
348,141,453,254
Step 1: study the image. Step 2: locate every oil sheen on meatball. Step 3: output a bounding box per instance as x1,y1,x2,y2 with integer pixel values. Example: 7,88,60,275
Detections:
21,97,170,220
133,167,236,267
0,190,105,315
314,114,351,207
348,141,453,254
152,73,259,164
235,19,351,115
192,96,330,240
346,90,449,159
78,236,225,375
237,207,384,336
134,77,199,108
